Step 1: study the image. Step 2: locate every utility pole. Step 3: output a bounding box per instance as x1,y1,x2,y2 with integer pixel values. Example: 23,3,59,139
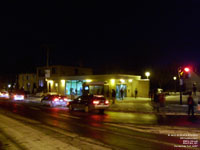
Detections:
46,47,49,67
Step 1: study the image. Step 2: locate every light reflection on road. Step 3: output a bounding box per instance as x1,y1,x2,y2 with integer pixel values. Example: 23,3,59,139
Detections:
102,111,158,125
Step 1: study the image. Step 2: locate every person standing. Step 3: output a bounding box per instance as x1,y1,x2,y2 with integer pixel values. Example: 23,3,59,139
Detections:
187,92,195,116
159,92,165,107
193,83,197,96
153,89,159,112
134,88,138,99
120,88,124,100
112,89,116,104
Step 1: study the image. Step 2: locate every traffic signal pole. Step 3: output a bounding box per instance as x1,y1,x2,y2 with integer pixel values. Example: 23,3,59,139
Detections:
178,67,183,105
179,79,183,105
178,66,190,105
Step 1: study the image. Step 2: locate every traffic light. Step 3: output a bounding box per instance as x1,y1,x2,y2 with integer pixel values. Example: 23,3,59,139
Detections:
178,67,191,79
183,67,191,79
178,68,184,78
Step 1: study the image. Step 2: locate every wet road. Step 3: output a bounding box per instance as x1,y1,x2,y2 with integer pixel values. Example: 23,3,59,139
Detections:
0,99,199,150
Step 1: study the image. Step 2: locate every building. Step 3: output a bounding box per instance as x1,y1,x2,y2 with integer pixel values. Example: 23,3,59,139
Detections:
46,74,150,98
37,65,93,92
184,71,200,92
18,73,37,94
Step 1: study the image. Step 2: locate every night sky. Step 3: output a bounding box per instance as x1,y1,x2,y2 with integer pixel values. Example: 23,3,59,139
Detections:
0,1,200,75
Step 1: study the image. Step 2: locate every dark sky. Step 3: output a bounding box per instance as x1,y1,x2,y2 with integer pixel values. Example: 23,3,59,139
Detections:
0,1,200,74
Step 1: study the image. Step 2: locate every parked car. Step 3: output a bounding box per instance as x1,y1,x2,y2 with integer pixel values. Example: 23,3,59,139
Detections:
41,95,70,107
0,91,9,99
68,95,109,113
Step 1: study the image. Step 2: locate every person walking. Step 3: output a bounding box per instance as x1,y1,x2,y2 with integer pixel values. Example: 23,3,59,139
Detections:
120,88,124,100
134,88,138,99
187,92,195,116
111,89,116,104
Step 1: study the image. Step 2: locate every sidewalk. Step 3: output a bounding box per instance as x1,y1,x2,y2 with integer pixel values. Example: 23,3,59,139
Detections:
108,96,200,115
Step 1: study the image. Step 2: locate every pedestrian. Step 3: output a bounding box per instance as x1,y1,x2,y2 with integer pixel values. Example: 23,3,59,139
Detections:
193,83,197,96
120,88,124,100
159,92,165,107
111,89,116,104
187,92,195,116
134,88,138,99
153,89,159,112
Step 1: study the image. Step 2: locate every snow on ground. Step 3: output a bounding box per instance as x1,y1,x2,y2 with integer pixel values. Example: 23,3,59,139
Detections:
106,123,200,140
0,114,112,150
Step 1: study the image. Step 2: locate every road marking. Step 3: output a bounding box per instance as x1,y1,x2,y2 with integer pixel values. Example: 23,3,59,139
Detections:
60,114,80,119
30,107,40,110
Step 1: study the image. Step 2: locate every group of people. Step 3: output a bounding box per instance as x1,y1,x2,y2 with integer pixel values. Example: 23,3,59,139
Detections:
111,88,138,104
152,88,197,116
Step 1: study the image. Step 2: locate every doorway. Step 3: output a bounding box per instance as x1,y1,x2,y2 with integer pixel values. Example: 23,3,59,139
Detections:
116,84,127,98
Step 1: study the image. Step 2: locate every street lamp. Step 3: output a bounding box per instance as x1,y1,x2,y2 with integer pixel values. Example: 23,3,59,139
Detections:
145,72,150,79
173,76,177,93
173,76,177,81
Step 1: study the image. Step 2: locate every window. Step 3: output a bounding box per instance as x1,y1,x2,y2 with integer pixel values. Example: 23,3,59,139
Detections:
39,80,44,87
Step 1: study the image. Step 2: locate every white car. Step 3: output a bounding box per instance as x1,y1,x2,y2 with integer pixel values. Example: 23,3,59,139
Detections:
41,95,70,107
10,91,25,101
0,91,9,99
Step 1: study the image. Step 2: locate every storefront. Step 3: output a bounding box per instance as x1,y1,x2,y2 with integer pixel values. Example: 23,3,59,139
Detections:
46,74,149,98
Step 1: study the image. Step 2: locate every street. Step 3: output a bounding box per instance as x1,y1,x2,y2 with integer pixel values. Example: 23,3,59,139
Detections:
0,98,199,150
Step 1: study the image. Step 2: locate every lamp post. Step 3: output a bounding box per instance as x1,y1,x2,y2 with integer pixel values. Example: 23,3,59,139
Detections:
145,72,150,79
173,76,177,93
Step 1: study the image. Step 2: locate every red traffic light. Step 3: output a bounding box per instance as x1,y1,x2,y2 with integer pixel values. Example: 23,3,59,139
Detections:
184,67,190,72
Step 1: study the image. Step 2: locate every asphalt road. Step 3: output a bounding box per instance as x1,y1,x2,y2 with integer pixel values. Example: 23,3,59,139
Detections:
0,99,199,150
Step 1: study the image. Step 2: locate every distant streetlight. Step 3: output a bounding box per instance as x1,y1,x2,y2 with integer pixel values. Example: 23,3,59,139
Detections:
173,76,177,93
173,76,177,81
145,72,150,79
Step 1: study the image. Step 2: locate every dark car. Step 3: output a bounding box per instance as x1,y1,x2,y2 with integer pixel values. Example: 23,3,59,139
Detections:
68,95,109,113
41,95,70,107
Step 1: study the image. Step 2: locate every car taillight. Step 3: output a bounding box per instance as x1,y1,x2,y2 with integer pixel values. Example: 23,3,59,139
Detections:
54,98,59,101
105,100,109,105
93,100,100,105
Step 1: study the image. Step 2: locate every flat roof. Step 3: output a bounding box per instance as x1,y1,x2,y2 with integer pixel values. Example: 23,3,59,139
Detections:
49,74,141,80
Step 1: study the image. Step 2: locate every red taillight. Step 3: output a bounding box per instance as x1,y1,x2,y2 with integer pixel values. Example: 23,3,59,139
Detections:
93,100,100,105
54,98,59,101
105,100,109,105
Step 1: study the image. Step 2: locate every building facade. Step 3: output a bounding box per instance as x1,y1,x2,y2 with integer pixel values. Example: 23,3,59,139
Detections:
184,71,200,92
36,65,93,92
47,74,150,98
18,73,37,94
